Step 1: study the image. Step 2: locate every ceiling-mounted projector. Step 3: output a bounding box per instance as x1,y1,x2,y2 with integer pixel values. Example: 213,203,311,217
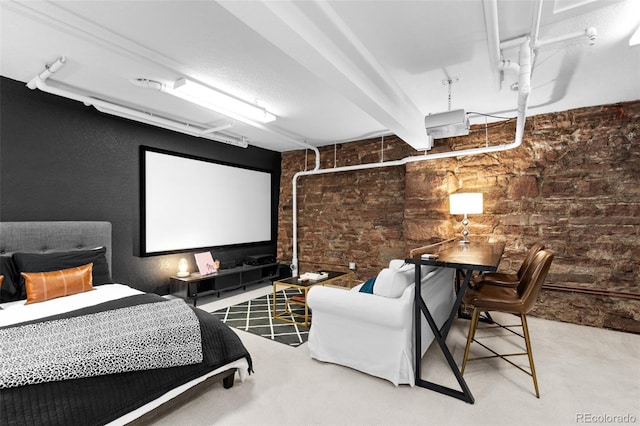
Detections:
425,109,469,139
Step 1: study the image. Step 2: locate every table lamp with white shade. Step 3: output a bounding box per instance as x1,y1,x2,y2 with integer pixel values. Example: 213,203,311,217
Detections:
449,192,483,244
177,257,190,277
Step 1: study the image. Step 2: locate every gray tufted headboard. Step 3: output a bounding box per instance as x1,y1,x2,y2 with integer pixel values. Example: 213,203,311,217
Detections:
0,221,112,273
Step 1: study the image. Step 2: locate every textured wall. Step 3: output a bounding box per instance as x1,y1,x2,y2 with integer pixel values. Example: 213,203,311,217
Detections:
278,138,414,275
278,101,640,333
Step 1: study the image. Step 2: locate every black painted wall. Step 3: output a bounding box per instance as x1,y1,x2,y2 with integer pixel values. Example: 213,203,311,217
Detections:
0,76,281,294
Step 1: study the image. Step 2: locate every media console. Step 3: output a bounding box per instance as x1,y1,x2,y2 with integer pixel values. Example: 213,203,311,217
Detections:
170,262,279,306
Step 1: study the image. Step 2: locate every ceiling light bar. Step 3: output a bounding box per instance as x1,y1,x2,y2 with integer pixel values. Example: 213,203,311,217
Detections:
163,78,276,123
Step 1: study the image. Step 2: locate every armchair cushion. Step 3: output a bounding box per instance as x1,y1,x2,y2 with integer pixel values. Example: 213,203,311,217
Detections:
373,267,412,298
373,260,438,298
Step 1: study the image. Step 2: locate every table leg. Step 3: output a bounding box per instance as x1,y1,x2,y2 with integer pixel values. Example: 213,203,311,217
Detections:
272,283,278,320
443,269,473,340
455,269,464,317
414,265,475,404
414,265,423,385
304,287,310,327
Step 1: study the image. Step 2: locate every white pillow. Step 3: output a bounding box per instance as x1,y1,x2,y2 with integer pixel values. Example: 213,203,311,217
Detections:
373,266,414,298
389,259,436,279
388,259,413,271
373,260,441,298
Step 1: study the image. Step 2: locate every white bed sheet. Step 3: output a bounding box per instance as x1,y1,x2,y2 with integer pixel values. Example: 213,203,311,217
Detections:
0,283,142,327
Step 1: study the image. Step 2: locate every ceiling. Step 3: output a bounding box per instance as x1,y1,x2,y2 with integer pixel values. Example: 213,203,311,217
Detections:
1,0,639,152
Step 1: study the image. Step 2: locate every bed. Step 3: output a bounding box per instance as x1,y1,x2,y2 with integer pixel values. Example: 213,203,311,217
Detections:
0,221,252,426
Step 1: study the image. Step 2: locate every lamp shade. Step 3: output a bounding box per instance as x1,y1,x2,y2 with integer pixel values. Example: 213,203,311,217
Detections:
450,193,483,215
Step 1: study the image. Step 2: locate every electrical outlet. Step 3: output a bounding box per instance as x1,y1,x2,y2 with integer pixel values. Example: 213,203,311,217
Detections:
348,262,356,270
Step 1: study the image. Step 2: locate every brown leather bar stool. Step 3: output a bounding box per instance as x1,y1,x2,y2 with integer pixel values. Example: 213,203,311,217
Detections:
472,242,545,288
461,249,555,398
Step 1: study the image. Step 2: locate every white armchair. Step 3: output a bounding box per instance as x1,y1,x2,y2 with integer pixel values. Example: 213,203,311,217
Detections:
307,261,455,386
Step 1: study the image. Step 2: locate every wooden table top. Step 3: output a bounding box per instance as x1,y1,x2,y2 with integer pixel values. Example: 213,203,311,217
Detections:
407,242,505,272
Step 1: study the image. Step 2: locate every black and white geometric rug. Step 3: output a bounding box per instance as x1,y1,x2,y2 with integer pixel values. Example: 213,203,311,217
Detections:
211,288,309,347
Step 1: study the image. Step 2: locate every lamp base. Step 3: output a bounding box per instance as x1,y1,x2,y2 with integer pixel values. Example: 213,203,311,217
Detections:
176,271,190,278
459,213,471,244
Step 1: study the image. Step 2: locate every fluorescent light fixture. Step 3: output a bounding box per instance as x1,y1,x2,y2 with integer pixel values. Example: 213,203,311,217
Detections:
630,25,640,47
165,78,276,123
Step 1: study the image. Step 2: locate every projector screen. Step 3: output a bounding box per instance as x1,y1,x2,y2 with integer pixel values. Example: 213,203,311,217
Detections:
141,147,273,256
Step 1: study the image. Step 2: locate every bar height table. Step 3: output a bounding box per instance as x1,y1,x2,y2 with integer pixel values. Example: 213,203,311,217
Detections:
406,241,505,404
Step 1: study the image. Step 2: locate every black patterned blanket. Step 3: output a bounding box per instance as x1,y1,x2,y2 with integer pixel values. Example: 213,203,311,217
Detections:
0,293,252,426
0,299,202,388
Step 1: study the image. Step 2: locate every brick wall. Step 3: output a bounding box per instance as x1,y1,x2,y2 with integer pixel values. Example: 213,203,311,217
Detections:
277,101,640,333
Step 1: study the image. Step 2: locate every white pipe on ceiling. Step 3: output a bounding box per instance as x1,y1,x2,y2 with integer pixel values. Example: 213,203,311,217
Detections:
91,104,245,147
201,123,235,134
26,57,250,147
289,0,536,276
14,0,324,156
534,27,597,49
25,57,323,157
483,0,504,90
531,0,544,47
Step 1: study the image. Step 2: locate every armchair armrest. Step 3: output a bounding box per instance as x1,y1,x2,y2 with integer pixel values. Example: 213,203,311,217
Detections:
307,285,413,329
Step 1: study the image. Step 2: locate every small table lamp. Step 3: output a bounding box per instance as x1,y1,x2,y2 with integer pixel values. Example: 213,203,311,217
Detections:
177,258,190,277
450,193,483,244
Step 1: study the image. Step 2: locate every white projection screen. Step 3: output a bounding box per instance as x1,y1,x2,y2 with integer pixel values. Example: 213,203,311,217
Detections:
142,147,273,255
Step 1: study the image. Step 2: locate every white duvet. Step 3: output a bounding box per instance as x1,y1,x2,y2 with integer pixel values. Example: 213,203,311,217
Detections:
0,283,143,327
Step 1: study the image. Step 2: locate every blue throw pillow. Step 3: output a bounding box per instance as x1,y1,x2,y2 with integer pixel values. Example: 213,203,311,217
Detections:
359,277,376,294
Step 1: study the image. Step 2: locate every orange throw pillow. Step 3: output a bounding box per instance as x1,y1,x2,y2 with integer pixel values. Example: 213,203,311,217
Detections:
22,263,94,304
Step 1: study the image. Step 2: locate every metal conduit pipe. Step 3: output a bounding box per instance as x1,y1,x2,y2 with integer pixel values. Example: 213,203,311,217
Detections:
289,40,533,276
531,0,544,47
26,56,67,89
482,0,532,85
289,0,534,276
483,0,503,89
200,122,235,134
27,58,249,147
26,57,323,157
91,104,246,146
534,27,597,49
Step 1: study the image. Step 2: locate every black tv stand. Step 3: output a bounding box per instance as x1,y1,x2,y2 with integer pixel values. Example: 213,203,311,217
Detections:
170,262,279,306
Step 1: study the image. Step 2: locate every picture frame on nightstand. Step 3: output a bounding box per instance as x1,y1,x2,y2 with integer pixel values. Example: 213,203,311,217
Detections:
195,251,217,275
